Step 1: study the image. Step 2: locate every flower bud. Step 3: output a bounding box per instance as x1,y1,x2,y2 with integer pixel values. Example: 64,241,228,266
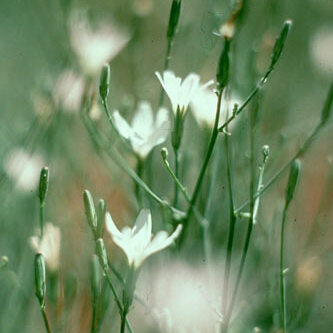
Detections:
38,167,49,206
96,199,106,239
0,256,8,269
83,190,97,235
89,255,101,299
167,0,181,41
285,159,301,206
161,147,169,161
34,253,46,307
99,63,111,101
271,20,292,67
96,238,108,269
262,145,270,161
216,38,231,90
320,83,333,125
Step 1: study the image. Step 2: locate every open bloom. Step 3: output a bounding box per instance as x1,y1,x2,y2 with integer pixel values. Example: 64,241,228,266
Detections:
106,209,182,269
30,223,61,272
70,15,129,75
3,148,44,192
155,71,213,114
113,101,170,158
190,88,241,129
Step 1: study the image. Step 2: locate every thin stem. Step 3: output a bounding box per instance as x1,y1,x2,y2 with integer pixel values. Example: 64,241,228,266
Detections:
120,310,128,333
222,128,236,319
280,203,289,333
218,67,273,133
91,298,97,333
235,122,323,214
41,307,52,333
173,147,180,207
179,88,224,247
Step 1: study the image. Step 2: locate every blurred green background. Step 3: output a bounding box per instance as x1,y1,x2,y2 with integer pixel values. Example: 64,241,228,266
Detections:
0,0,332,332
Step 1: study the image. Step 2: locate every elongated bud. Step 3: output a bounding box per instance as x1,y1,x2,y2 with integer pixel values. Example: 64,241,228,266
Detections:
83,190,97,235
96,238,108,269
34,253,46,307
320,83,333,125
96,199,106,239
99,64,111,101
161,147,168,161
167,0,181,41
285,159,301,206
216,38,231,90
38,167,49,205
271,20,292,67
89,255,101,299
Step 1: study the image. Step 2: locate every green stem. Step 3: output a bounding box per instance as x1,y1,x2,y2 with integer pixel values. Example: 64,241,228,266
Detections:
178,88,224,247
135,158,144,207
41,307,52,333
173,147,180,207
222,129,236,318
91,298,97,333
235,122,323,214
280,203,289,333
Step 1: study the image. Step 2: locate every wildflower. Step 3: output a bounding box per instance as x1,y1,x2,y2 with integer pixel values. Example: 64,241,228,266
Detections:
52,70,85,113
70,15,129,75
30,223,61,272
155,71,213,114
190,88,241,128
113,101,170,158
105,209,182,269
4,148,44,192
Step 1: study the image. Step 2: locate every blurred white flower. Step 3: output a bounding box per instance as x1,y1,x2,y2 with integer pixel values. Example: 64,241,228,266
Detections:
70,17,129,75
137,261,222,333
155,71,214,114
113,101,170,158
190,88,241,129
30,223,61,272
3,149,44,192
132,0,153,16
52,70,85,113
106,209,182,269
310,26,333,75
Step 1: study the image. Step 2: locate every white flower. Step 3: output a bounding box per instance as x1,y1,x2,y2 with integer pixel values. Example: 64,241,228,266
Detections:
105,209,182,269
190,88,241,129
70,15,129,75
113,101,170,158
155,71,213,114
52,70,85,113
3,148,44,192
30,223,61,272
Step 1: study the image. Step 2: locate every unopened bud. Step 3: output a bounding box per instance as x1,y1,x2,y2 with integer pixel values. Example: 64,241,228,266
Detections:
216,38,231,90
262,145,270,161
83,190,97,235
285,159,301,206
167,0,182,41
96,199,106,239
34,253,46,307
99,64,111,101
89,255,101,299
0,256,8,269
96,238,108,269
219,20,235,39
161,147,168,161
320,83,333,125
271,20,292,67
38,167,49,205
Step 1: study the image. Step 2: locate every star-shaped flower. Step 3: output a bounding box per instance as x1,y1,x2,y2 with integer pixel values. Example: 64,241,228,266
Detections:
106,209,182,269
113,101,170,158
155,70,213,114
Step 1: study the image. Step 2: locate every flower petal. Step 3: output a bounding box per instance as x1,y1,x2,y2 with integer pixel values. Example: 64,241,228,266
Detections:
105,212,123,238
113,110,134,140
131,101,154,138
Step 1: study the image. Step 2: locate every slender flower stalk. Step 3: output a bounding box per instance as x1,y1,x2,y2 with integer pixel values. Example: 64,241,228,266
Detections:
235,82,332,214
280,160,301,333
